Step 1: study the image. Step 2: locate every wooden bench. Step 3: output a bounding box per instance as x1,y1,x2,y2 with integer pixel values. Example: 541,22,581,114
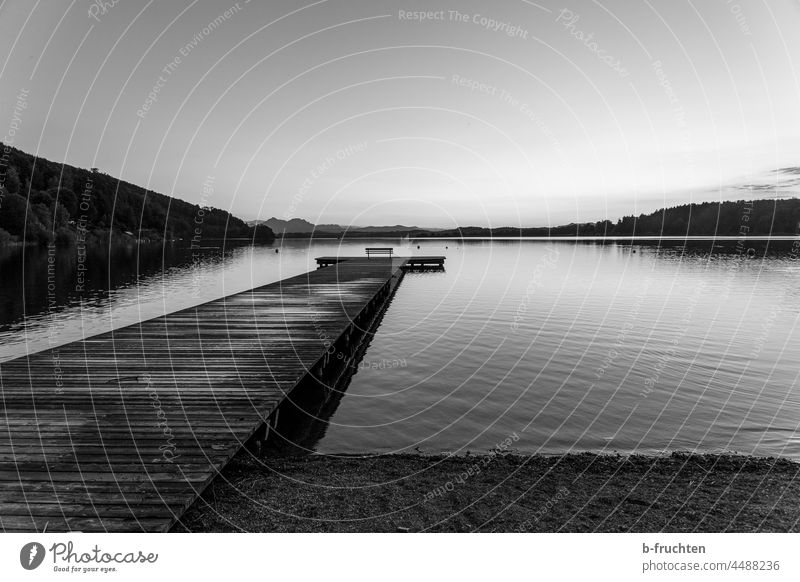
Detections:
365,247,393,258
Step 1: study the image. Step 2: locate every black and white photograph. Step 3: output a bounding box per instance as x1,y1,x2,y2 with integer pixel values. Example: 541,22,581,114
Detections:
1,1,799,579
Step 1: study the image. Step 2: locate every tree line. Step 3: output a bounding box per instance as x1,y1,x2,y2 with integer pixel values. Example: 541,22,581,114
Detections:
0,144,273,246
418,199,800,238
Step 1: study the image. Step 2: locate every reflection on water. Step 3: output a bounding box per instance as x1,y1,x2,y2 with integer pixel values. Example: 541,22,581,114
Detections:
316,239,800,458
265,315,381,456
0,238,351,361
1,237,799,459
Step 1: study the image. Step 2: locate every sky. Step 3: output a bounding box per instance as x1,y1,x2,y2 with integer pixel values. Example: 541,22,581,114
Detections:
1,0,799,228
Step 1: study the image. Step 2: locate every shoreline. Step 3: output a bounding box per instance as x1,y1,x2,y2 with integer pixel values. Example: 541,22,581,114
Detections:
176,451,800,533
276,234,800,241
2,234,796,251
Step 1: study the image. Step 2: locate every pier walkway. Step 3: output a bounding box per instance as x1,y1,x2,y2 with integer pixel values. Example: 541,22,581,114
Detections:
0,256,436,532
315,255,445,269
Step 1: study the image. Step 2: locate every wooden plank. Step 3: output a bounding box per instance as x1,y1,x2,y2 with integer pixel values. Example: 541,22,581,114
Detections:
0,257,408,532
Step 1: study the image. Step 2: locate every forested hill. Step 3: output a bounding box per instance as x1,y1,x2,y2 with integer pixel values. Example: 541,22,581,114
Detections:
421,199,800,238
0,144,273,246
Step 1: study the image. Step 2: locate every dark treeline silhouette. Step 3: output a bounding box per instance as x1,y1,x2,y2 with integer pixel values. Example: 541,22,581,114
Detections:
412,199,800,238
282,198,800,238
0,144,273,246
278,198,800,240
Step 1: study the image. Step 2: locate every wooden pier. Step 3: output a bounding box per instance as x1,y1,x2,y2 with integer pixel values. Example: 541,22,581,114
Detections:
315,255,445,269
0,255,440,532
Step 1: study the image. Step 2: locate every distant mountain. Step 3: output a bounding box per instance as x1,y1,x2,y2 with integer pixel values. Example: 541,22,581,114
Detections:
254,197,800,240
248,217,429,235
248,217,320,234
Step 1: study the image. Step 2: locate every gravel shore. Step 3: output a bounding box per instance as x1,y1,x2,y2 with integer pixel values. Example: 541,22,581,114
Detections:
176,452,800,533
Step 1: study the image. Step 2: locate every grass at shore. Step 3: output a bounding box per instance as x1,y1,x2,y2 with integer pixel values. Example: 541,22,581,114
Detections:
175,452,800,533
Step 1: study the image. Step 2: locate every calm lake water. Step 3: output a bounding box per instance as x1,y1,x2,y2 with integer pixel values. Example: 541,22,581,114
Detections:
2,238,799,458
